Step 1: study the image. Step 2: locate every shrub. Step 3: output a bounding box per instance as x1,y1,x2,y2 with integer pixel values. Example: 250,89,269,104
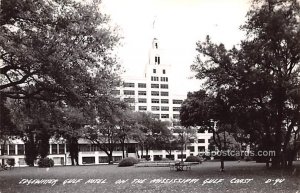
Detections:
160,158,171,162
118,157,138,167
6,159,15,167
38,157,54,168
185,156,202,163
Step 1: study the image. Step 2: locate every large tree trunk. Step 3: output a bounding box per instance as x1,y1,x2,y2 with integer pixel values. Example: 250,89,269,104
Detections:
67,137,79,166
24,131,38,166
121,139,125,158
181,143,184,162
146,147,149,160
38,130,50,159
220,156,225,172
108,152,113,164
272,88,285,169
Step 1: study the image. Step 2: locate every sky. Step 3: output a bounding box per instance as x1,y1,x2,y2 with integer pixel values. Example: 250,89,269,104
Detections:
101,0,251,95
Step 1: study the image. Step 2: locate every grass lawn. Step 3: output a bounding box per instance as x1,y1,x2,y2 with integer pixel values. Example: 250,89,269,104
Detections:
0,161,299,193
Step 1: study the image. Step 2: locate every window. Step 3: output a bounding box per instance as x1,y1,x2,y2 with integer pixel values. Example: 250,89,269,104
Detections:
138,98,147,103
160,84,168,89
160,77,168,82
161,92,168,96
0,145,7,155
59,144,65,154
173,107,180,111
129,106,135,111
82,157,95,164
155,42,158,49
138,83,146,88
153,114,160,119
9,144,15,155
124,82,135,87
178,154,186,159
173,114,179,119
161,114,169,118
151,76,159,81
138,91,146,95
139,106,147,111
151,84,159,88
51,144,58,154
161,99,169,104
173,100,183,104
151,91,159,96
189,139,195,143
151,106,160,111
188,146,195,152
17,144,24,155
153,69,156,73
99,156,109,163
124,98,135,103
155,56,160,65
198,139,205,143
198,129,205,133
91,144,100,152
161,106,169,111
111,90,120,95
198,146,206,152
124,90,135,95
163,69,166,74
151,99,159,103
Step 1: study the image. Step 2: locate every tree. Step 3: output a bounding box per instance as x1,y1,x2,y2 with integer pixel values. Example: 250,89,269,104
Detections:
0,0,120,105
9,99,61,165
55,106,87,166
129,112,172,160
0,97,17,165
0,0,122,165
172,125,197,162
191,0,300,168
180,90,241,171
84,98,127,164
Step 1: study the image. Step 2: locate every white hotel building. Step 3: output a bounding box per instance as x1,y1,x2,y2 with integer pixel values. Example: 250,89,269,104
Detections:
0,36,213,166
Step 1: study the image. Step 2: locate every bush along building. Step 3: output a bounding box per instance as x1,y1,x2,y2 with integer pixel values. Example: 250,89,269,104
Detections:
0,35,213,167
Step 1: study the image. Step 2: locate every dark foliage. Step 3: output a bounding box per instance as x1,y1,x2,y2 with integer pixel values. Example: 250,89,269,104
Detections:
118,157,139,167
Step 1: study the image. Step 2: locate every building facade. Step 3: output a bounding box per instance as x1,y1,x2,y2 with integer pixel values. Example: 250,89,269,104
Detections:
0,36,214,167
114,37,185,122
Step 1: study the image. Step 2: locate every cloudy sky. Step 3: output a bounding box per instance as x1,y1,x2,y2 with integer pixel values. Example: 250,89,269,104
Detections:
102,0,251,95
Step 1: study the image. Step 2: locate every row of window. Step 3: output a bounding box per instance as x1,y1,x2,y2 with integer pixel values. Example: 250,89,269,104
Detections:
0,144,66,155
151,76,168,82
151,84,168,89
121,81,170,90
0,144,25,155
188,146,206,152
151,106,169,111
123,82,169,89
151,91,168,96
151,106,180,111
152,114,179,119
79,144,135,152
123,97,182,105
153,69,166,74
189,139,206,143
151,99,168,103
122,83,147,88
118,90,170,96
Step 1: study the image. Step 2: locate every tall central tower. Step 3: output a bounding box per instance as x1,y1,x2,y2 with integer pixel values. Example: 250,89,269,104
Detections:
143,24,172,120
